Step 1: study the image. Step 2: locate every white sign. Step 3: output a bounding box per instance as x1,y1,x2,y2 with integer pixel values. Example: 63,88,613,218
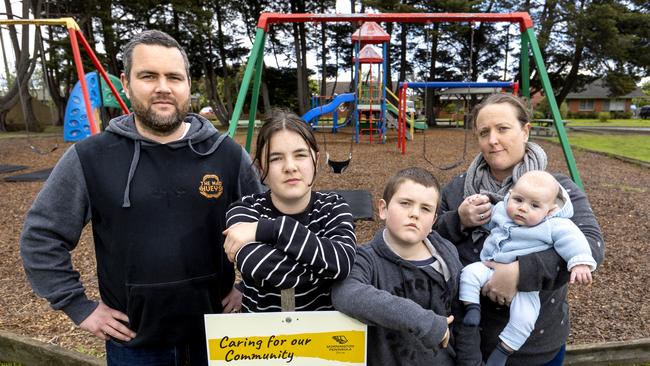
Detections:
205,311,366,365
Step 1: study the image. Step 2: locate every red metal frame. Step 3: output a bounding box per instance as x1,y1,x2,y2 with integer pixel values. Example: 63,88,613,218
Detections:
76,30,130,114
257,13,534,31
68,28,98,135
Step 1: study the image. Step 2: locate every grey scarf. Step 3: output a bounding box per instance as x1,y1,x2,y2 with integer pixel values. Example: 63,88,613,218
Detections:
463,142,547,242
463,141,547,202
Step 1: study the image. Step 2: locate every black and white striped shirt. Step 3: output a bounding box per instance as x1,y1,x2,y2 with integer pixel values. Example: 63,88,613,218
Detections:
226,191,357,312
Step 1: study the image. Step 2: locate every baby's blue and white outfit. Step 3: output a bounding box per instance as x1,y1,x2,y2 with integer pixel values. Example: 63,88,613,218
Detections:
459,186,597,351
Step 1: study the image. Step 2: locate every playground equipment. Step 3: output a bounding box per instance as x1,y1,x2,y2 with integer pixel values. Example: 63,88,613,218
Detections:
303,92,355,130
0,18,129,138
303,21,392,144
352,22,390,144
229,12,584,189
396,81,518,154
64,72,130,141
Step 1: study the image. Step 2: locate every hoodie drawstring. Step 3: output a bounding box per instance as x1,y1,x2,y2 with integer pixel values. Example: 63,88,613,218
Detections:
188,133,227,156
122,140,141,208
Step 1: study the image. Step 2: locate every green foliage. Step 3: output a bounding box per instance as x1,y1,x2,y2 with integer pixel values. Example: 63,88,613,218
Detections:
598,112,611,122
263,67,315,112
535,97,568,118
610,111,633,119
643,81,650,95
444,103,456,114
605,72,637,97
567,111,598,119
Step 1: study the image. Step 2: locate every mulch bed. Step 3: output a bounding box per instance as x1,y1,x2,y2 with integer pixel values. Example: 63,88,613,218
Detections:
0,127,648,357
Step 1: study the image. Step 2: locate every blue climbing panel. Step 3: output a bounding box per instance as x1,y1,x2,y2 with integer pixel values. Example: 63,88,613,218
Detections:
63,72,102,142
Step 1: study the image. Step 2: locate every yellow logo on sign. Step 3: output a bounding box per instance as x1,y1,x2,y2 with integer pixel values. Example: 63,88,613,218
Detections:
208,331,365,363
199,174,223,199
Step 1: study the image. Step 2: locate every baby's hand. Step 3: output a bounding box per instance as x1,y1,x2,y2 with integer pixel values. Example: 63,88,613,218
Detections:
570,264,592,285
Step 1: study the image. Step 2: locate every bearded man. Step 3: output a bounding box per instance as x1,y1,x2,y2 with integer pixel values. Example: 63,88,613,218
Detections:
20,30,262,365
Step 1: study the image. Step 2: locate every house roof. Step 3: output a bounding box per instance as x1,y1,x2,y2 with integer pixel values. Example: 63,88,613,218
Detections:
565,78,646,99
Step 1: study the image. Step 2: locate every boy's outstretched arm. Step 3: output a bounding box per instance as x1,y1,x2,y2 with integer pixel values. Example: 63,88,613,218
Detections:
331,251,449,350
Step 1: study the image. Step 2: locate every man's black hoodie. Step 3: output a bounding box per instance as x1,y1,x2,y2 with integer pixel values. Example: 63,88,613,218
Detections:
20,113,261,346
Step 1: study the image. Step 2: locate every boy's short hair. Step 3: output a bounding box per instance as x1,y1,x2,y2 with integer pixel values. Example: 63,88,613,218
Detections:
382,167,441,205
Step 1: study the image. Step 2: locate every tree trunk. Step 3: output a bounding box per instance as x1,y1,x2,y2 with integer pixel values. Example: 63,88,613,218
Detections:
0,0,40,131
98,0,120,76
398,23,407,84
261,80,272,116
44,26,66,125
291,0,309,114
330,45,339,97
320,0,328,97
204,60,229,127
426,25,439,127
299,21,309,113
554,40,584,106
384,22,393,92
215,3,233,115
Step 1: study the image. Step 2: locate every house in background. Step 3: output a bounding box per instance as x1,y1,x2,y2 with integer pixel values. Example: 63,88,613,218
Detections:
563,78,645,117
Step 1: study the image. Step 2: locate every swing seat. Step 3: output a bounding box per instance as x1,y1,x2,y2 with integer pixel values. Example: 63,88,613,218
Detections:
326,153,352,174
321,189,374,221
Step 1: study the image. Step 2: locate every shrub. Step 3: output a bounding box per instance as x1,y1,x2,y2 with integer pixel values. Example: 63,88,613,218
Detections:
598,112,610,122
534,97,569,119
611,111,633,119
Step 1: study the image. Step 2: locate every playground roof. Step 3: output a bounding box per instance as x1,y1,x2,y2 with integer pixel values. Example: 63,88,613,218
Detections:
351,21,390,43
354,45,383,64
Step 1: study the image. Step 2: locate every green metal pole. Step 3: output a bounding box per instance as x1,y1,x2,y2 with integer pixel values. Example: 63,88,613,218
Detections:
228,28,266,140
246,36,266,152
526,28,584,190
520,31,530,98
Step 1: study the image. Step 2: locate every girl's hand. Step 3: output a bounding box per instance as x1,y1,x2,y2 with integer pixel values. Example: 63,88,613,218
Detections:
440,315,454,348
482,261,519,306
458,194,491,229
223,222,258,262
570,265,593,285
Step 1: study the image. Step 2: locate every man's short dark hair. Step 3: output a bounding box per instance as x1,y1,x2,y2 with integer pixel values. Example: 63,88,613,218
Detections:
122,30,190,80
382,167,441,206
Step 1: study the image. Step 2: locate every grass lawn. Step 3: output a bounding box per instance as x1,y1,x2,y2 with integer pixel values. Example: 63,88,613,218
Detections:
566,118,650,127
565,133,650,163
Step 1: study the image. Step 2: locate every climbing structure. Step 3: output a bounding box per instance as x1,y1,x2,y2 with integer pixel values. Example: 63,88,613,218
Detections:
352,22,390,143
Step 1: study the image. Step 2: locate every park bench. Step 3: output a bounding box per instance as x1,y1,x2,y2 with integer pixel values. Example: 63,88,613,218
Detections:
530,119,570,137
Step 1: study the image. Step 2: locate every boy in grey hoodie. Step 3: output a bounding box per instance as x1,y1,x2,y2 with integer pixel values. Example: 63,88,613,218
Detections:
332,167,481,366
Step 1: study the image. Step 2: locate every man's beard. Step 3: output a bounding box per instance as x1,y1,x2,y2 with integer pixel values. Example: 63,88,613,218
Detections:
132,96,190,135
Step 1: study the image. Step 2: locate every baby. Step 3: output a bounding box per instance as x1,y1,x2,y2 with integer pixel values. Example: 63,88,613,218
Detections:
459,170,597,366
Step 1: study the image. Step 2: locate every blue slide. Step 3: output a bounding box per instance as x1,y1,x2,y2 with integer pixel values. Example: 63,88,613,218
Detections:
302,93,355,125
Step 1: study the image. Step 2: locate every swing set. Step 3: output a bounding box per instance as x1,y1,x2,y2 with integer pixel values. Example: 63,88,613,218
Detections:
229,12,584,189
0,18,129,137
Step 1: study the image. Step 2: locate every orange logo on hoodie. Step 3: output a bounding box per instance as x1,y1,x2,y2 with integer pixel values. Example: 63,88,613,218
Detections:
199,174,223,199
